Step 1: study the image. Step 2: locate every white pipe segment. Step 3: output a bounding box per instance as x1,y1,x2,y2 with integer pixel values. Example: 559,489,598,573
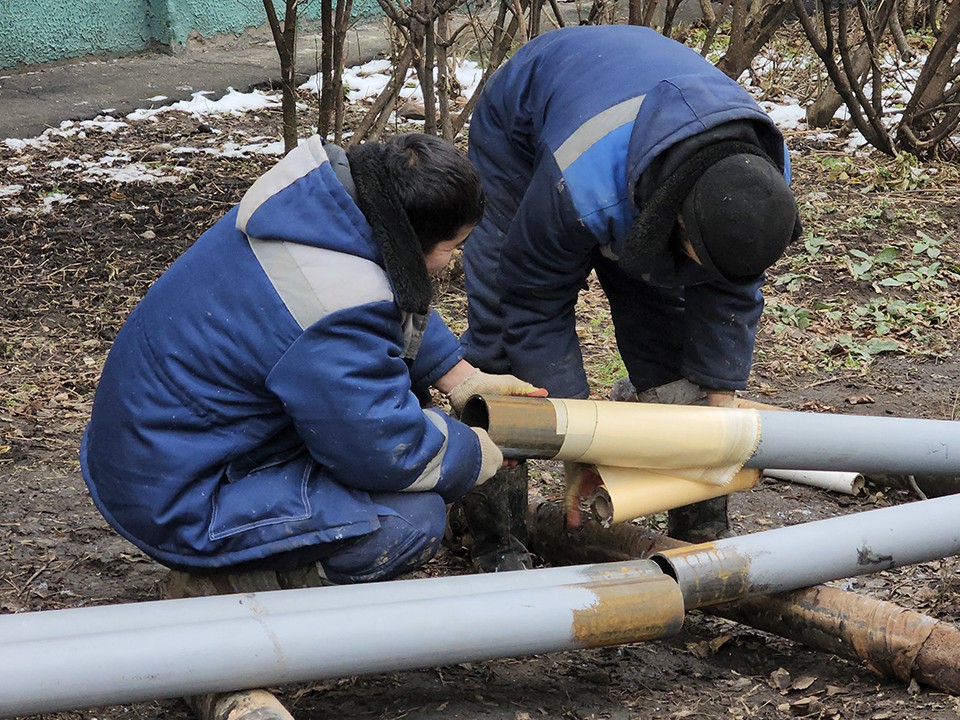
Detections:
0,570,683,716
763,468,865,495
652,494,960,610
0,560,664,645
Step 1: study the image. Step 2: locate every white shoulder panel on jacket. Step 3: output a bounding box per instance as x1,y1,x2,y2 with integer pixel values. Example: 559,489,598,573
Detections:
236,135,328,234
248,238,394,330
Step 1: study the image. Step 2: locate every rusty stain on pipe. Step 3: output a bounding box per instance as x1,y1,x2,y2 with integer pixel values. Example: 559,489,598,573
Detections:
719,585,960,692
650,544,753,609
527,497,960,695
460,394,562,458
572,576,685,648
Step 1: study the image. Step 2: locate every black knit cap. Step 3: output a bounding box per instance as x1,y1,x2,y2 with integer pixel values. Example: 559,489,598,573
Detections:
682,153,798,283
619,136,801,285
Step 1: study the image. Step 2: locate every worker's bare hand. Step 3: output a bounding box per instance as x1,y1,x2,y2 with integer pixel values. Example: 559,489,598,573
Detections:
563,461,603,529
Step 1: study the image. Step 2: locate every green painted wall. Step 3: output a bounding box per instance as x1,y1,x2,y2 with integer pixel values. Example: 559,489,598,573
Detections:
0,1,153,68
0,0,380,70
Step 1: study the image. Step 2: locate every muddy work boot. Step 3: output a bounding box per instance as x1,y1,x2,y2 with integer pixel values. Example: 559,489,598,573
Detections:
160,568,283,599
459,463,532,572
666,496,735,544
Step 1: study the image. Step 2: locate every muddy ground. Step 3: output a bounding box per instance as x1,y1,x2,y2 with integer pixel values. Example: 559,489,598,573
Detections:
2,65,960,720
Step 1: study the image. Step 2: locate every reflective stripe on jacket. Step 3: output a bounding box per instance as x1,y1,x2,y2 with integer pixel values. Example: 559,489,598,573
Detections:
81,136,481,570
463,26,791,398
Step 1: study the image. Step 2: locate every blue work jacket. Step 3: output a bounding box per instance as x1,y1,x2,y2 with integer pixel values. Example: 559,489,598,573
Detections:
463,25,791,398
80,136,482,570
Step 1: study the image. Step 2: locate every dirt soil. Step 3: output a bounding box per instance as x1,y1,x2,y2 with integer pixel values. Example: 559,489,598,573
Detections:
2,81,960,720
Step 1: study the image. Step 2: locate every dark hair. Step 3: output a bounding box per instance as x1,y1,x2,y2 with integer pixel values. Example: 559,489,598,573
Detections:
379,134,485,250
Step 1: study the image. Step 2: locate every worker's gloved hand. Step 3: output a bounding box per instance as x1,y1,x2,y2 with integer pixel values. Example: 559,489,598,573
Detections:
470,427,505,486
447,369,547,415
563,461,603,529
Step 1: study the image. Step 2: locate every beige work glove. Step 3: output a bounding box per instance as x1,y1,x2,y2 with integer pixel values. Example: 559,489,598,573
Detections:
447,369,545,415
470,427,504,487
563,461,603,529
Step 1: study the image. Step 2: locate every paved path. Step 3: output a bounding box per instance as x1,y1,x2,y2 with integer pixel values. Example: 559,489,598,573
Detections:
0,25,387,140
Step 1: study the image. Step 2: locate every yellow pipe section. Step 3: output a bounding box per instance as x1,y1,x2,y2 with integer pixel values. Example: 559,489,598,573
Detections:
552,399,761,484
461,395,763,524
589,466,760,525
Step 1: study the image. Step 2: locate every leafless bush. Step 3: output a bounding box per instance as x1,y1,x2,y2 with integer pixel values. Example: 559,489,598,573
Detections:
793,0,960,158
347,0,574,143
291,0,959,159
792,0,898,155
896,1,960,157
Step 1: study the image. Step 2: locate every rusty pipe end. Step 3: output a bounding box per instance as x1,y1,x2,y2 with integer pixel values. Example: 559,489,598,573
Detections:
460,395,563,460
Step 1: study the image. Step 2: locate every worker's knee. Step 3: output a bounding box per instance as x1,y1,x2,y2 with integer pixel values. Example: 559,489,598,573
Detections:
317,492,447,584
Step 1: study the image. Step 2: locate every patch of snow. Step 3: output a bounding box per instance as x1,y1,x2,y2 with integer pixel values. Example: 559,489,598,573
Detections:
0,184,24,197
126,87,280,121
762,99,807,131
301,57,483,106
41,193,73,213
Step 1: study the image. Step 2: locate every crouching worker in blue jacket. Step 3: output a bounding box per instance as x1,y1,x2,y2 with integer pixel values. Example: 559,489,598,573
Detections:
80,133,544,593
460,25,802,559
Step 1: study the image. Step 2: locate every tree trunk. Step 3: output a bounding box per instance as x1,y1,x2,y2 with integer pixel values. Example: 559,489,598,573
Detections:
332,0,353,143
262,0,301,155
318,0,334,137
715,0,794,80
805,42,872,128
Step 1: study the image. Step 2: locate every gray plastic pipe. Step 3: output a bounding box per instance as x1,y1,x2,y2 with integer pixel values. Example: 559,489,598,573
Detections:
1,560,663,644
5,495,960,716
0,564,683,717
460,396,960,475
750,409,959,474
652,494,960,609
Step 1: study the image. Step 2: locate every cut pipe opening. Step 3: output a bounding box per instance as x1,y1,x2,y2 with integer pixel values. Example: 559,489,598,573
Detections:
460,395,490,429
650,554,678,582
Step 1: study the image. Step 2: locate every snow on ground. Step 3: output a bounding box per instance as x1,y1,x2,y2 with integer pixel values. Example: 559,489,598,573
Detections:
300,57,484,106
126,87,281,121
2,43,954,203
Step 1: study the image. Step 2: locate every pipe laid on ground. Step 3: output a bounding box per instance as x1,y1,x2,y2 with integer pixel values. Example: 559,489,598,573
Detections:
526,497,960,694
460,395,960,475
720,585,960,691
763,468,865,495
0,568,683,716
651,494,960,609
0,560,667,645
5,499,959,716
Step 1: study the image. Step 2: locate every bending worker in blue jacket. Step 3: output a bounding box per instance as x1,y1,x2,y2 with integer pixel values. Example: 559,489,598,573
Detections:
81,133,542,587
460,25,801,567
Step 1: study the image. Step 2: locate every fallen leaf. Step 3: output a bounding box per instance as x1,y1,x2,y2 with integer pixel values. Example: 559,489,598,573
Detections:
845,394,874,405
790,696,825,716
770,667,792,690
790,675,817,691
709,634,733,654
